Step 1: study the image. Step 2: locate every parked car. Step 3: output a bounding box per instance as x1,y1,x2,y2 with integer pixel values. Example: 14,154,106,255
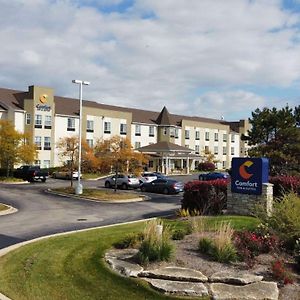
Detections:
140,178,184,194
198,172,229,181
52,171,81,180
104,174,140,189
14,165,49,182
139,172,166,184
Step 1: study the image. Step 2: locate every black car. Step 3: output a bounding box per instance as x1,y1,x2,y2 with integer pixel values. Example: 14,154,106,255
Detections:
140,178,184,194
198,172,229,181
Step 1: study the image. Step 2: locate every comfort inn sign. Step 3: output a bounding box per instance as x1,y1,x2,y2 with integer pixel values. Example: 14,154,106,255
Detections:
231,157,269,195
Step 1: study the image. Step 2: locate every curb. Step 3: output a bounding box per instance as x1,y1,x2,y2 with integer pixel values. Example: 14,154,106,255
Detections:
0,217,157,300
45,189,150,203
0,205,18,216
0,181,29,185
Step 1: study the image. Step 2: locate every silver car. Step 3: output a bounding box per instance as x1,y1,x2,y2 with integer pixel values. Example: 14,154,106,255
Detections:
104,174,140,189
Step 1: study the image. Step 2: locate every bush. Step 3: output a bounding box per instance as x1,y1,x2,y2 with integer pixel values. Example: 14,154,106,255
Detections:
198,237,213,254
198,222,237,263
137,219,174,265
172,229,186,240
182,180,227,215
265,192,300,247
271,259,294,285
269,176,300,197
198,162,215,171
113,232,144,249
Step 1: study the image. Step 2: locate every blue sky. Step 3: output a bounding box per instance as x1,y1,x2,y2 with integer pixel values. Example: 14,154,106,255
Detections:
0,0,300,121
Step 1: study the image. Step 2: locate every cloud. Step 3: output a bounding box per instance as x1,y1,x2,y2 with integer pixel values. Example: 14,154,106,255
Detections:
0,0,300,120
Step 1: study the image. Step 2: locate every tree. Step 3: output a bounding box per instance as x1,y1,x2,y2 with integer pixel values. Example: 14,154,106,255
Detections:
94,136,148,191
243,105,300,175
0,120,37,176
56,136,79,187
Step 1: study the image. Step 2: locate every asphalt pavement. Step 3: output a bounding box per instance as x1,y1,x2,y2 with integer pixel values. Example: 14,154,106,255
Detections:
0,174,198,249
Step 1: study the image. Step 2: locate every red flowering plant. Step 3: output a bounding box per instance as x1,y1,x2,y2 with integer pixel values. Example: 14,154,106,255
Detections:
271,259,294,285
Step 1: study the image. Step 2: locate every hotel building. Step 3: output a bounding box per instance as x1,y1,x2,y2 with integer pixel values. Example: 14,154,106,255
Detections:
0,85,250,173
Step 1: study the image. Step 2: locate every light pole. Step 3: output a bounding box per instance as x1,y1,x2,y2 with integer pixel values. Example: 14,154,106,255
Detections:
72,79,90,195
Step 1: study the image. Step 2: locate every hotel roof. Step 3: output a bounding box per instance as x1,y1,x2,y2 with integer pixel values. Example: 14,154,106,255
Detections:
0,86,240,129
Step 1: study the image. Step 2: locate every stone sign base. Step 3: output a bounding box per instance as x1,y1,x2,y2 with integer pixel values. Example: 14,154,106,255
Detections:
227,183,273,217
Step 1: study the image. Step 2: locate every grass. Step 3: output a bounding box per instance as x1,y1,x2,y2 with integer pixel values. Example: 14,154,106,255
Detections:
0,177,23,182
53,187,140,201
82,173,109,180
0,216,258,300
0,203,9,212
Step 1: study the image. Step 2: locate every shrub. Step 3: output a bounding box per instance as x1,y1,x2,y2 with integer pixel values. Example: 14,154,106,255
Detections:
182,179,227,215
137,219,174,265
271,259,294,285
198,162,215,171
269,176,300,197
266,192,300,247
198,222,237,263
172,229,186,240
113,232,144,249
198,237,213,254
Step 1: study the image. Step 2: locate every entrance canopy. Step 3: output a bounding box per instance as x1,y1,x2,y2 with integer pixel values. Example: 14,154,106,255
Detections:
137,141,201,174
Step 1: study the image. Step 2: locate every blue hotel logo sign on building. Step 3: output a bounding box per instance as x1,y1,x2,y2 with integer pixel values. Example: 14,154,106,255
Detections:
231,158,269,195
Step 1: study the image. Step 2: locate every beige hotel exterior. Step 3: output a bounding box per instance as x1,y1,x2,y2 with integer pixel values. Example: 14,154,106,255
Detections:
0,85,250,174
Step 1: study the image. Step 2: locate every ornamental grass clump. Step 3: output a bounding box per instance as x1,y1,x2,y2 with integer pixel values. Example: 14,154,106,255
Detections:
137,219,174,265
198,222,237,263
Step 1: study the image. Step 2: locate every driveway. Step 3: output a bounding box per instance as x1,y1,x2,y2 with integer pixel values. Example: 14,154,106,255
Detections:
0,175,197,249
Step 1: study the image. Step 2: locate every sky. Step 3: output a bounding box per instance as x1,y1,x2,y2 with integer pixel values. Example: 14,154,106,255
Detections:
0,0,300,121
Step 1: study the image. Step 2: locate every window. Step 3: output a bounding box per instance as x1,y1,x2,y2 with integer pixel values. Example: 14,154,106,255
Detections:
223,146,227,155
195,131,200,140
205,132,210,141
148,160,154,168
205,146,209,154
67,118,75,131
174,128,179,138
163,127,167,135
223,134,227,142
231,147,235,155
35,114,42,128
44,115,51,129
43,160,50,169
35,160,41,166
135,125,141,136
104,121,111,134
87,120,94,132
44,137,51,150
26,113,31,125
34,136,42,150
135,141,141,149
120,123,127,135
231,134,235,143
214,132,218,141
185,130,190,139
195,145,200,154
170,127,175,137
149,126,155,137
222,161,226,169
214,146,218,155
86,139,93,148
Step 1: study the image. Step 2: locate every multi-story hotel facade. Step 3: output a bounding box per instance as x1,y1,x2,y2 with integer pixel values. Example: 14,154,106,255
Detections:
0,85,250,173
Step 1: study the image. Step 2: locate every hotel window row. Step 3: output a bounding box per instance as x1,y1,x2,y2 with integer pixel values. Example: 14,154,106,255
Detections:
34,136,51,150
26,114,52,129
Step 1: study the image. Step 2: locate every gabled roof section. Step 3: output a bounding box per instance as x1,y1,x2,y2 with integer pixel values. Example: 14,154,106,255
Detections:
138,141,193,153
0,87,27,111
156,106,172,125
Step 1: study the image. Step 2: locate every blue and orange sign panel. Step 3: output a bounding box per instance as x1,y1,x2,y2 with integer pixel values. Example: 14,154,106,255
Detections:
231,158,269,195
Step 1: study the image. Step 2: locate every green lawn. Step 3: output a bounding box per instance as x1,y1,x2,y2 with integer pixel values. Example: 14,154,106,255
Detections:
0,216,258,300
53,187,141,201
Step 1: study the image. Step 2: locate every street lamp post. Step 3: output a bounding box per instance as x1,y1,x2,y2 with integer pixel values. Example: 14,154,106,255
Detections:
72,79,90,195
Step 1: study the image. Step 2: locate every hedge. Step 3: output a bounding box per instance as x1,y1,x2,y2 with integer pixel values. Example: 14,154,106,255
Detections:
182,179,228,215
269,176,300,197
197,162,215,171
